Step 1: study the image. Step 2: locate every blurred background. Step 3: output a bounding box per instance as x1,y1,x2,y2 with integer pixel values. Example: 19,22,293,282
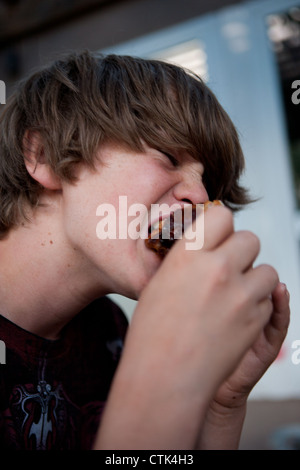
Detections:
1,0,300,450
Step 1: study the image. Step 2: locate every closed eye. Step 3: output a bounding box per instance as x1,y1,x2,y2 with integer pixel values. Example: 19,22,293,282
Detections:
159,150,179,167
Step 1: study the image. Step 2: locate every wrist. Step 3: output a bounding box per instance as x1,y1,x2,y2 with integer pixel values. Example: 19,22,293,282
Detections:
212,390,249,413
198,400,247,450
209,396,248,421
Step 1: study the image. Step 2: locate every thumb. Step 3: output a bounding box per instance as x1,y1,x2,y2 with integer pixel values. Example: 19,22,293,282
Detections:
182,201,234,252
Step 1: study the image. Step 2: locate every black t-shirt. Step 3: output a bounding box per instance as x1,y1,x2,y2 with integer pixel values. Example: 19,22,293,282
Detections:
0,296,128,450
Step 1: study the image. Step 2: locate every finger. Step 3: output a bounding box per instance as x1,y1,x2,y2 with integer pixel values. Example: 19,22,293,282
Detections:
257,296,274,326
272,282,290,314
183,205,234,251
215,230,260,274
244,264,279,302
268,282,290,337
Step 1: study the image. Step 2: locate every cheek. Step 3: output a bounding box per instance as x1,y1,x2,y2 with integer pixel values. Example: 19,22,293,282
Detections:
61,183,99,249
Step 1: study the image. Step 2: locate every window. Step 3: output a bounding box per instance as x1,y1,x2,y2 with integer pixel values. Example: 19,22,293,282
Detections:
267,7,300,208
150,39,209,82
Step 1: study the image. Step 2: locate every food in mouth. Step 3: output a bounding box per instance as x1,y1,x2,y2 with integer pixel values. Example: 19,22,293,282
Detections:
145,200,223,258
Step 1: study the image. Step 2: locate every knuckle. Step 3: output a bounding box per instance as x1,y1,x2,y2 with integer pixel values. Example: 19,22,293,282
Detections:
262,264,279,286
243,231,260,252
219,205,234,227
258,297,274,326
211,254,231,285
234,285,251,312
208,204,233,229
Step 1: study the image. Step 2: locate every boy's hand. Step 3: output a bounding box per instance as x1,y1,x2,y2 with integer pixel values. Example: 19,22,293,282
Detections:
96,205,283,449
147,205,281,392
198,280,290,449
212,281,290,408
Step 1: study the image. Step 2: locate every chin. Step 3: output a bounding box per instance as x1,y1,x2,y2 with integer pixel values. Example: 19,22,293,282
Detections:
116,241,163,299
130,263,161,300
128,276,153,300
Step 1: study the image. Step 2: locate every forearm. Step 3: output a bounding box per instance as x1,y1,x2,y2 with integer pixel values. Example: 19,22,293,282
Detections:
94,358,212,450
93,294,227,450
197,400,247,450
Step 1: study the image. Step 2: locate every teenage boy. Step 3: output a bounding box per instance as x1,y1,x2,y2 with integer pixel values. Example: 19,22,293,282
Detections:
0,51,290,450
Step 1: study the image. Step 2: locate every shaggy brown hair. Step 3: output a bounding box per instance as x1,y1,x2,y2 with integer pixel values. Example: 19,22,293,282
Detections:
0,50,251,237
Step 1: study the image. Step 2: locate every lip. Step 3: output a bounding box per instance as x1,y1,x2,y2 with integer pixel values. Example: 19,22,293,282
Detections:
147,201,222,234
147,213,170,237
147,205,196,239
147,203,194,235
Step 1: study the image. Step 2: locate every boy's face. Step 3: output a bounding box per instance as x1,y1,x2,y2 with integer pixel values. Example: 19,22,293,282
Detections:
60,142,208,299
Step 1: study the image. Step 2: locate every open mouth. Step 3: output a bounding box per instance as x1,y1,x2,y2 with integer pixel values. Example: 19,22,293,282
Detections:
145,205,197,258
145,200,223,258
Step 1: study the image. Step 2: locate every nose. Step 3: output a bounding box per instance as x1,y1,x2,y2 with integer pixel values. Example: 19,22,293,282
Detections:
172,163,208,205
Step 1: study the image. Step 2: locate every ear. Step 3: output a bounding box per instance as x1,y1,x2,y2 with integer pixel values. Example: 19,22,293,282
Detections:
23,130,62,190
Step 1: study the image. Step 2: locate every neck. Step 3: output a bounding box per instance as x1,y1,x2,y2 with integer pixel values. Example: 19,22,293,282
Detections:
0,207,108,340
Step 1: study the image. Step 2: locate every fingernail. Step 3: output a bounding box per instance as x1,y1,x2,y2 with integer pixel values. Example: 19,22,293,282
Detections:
281,283,290,299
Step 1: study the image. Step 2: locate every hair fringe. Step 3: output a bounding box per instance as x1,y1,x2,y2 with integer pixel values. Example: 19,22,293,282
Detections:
0,50,252,236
